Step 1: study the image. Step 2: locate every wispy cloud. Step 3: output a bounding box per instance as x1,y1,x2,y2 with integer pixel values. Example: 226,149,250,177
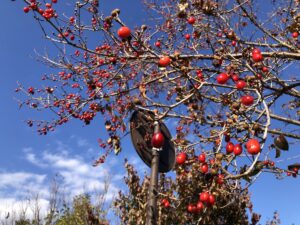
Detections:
0,140,125,222
23,148,48,168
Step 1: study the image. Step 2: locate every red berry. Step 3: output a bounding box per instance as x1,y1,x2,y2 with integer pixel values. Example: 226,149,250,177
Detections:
69,16,75,23
246,139,261,155
155,41,161,47
28,87,34,94
196,201,204,211
256,73,262,79
262,66,269,73
233,144,243,156
216,73,229,84
231,74,239,81
52,0,57,3
208,194,215,206
201,163,208,173
252,53,263,62
158,56,171,67
164,200,170,208
176,152,187,165
241,95,254,106
292,31,299,39
198,153,206,163
23,6,30,13
235,80,246,90
151,132,165,148
217,174,224,185
199,192,209,203
187,204,197,213
117,26,131,39
187,16,196,25
231,40,237,46
185,34,191,40
226,142,234,154
252,48,261,54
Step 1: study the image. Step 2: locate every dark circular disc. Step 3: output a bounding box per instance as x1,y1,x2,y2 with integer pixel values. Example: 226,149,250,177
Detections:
130,110,175,173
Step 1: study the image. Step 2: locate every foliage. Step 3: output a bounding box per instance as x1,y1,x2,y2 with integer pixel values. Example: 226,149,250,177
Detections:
1,176,109,225
52,194,108,225
114,160,256,225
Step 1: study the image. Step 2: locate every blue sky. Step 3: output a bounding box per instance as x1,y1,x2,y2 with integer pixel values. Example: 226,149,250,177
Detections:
1,1,300,224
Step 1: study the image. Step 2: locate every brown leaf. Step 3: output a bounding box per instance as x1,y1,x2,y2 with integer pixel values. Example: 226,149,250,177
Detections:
275,148,281,158
274,135,289,150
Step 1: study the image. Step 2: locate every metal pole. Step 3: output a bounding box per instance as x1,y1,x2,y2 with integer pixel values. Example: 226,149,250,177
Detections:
146,121,160,225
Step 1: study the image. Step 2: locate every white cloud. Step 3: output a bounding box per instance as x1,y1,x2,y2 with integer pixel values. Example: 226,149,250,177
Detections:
0,172,46,190
0,141,125,222
77,138,89,147
23,148,48,168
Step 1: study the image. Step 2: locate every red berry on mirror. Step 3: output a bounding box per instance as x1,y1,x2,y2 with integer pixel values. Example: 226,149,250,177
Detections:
151,132,164,148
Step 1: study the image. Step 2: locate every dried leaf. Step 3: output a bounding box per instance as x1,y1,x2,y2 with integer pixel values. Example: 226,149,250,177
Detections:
275,148,281,158
274,135,289,150
288,163,300,170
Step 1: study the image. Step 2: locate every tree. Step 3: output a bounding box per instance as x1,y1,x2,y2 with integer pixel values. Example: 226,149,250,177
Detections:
53,194,108,225
1,181,110,225
15,0,300,222
114,160,252,225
